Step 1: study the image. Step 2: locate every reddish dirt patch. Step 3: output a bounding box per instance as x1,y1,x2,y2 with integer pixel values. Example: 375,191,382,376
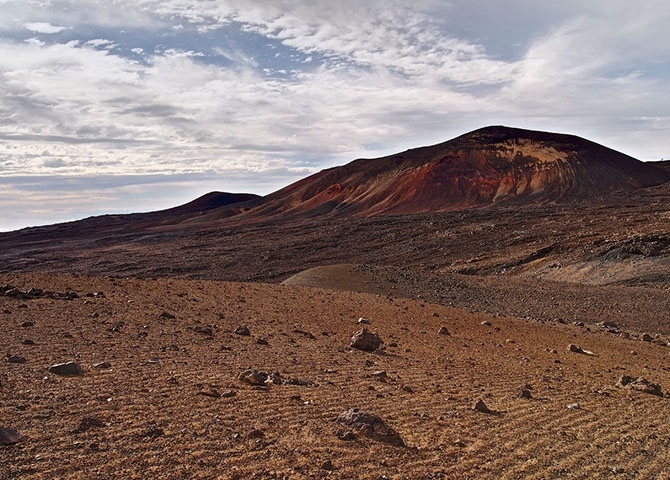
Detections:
2,273,670,479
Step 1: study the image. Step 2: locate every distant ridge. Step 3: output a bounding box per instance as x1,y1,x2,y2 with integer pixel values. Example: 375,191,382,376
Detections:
245,125,670,218
159,191,261,216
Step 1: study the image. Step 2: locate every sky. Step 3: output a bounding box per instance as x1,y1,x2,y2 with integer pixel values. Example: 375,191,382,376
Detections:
1,0,669,231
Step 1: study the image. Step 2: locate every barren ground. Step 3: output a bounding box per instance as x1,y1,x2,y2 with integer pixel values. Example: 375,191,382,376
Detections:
1,183,670,478
2,273,670,479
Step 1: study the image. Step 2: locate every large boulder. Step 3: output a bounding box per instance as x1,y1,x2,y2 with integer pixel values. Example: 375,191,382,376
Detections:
336,408,404,446
349,328,381,352
617,376,663,396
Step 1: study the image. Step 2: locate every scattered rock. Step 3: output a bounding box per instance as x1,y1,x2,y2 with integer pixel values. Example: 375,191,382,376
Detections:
438,326,450,336
0,427,24,445
335,430,356,441
641,333,653,342
350,328,382,352
159,311,176,319
357,317,370,325
293,329,316,339
370,370,388,382
193,325,213,337
266,371,283,385
72,417,104,434
238,369,267,386
7,354,27,364
256,337,269,345
520,389,532,399
92,362,112,369
472,398,492,413
335,408,405,446
616,375,663,396
21,321,35,328
568,344,583,353
198,387,221,398
140,424,164,439
221,390,237,398
481,321,492,327
321,460,335,471
567,403,581,410
234,325,251,336
49,361,83,376
285,377,313,386
23,339,35,345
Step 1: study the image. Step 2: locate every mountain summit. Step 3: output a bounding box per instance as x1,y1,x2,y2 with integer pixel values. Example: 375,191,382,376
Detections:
249,126,670,217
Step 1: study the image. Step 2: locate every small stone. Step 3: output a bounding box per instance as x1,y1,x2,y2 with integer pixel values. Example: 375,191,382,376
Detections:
357,317,370,324
616,375,663,396
198,387,221,398
7,354,27,364
472,398,491,413
335,408,404,446
335,430,356,441
72,417,104,434
481,321,492,327
238,369,267,385
641,333,653,342
234,325,251,336
21,321,35,328
438,326,450,336
370,370,388,382
321,460,334,471
92,362,112,369
568,344,584,353
23,339,35,345
567,403,581,410
0,427,24,445
159,311,176,319
49,361,83,375
293,329,316,339
141,424,164,439
520,389,532,399
193,325,213,337
265,371,283,385
350,328,382,352
256,338,269,345
221,390,237,398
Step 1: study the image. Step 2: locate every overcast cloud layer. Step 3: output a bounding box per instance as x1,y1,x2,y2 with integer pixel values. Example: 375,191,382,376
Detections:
1,0,669,230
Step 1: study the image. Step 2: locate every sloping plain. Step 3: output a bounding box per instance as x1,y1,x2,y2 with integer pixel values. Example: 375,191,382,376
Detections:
2,127,670,479
2,273,670,479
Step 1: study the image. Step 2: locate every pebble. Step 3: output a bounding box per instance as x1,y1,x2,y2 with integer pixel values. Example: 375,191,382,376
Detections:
0,427,24,445
234,325,251,336
7,354,27,364
49,361,83,375
472,398,492,413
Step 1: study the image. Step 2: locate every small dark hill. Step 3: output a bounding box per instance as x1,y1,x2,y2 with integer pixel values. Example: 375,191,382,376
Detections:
246,126,670,218
159,191,261,216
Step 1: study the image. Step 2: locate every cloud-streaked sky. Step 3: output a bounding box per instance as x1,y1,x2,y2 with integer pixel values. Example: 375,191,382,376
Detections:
1,0,669,230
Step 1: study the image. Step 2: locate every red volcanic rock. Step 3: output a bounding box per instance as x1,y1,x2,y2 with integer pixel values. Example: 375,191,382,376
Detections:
246,126,670,218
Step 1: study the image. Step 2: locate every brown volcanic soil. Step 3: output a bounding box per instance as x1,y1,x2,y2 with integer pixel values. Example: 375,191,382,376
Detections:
2,273,670,479
1,184,669,334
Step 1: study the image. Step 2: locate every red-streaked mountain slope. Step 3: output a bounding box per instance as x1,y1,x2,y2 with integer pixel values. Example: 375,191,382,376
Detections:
246,126,670,218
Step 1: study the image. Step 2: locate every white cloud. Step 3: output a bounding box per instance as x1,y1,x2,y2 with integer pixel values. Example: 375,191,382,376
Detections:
23,22,68,34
